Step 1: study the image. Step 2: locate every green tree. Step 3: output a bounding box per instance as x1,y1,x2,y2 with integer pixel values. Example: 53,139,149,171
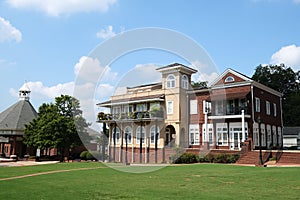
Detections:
24,95,90,162
252,64,300,126
191,81,208,88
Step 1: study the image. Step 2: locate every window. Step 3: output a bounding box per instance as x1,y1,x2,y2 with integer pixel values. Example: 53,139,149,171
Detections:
203,100,211,114
123,105,133,113
167,101,173,114
190,100,198,115
123,126,132,144
112,127,120,144
137,103,147,112
136,126,146,144
273,103,277,117
182,75,188,89
255,98,260,112
112,106,121,115
189,124,199,145
225,76,235,83
217,124,228,146
166,74,176,88
216,100,224,115
266,101,270,115
150,125,160,144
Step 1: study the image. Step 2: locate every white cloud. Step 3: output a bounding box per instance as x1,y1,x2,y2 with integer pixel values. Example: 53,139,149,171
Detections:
74,56,118,83
6,0,117,17
270,44,300,70
0,17,22,43
190,60,219,85
96,25,116,39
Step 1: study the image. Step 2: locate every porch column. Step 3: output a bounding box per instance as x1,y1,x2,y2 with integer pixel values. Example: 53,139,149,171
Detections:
242,110,245,142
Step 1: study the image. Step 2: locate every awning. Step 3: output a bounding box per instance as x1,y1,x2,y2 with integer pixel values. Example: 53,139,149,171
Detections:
97,94,165,107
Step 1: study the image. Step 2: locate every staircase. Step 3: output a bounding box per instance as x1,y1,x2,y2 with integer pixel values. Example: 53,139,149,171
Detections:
237,151,271,165
277,152,300,165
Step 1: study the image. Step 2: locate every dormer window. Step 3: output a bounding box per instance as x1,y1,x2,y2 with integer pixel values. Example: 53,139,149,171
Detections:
225,76,234,83
166,74,176,88
182,75,188,89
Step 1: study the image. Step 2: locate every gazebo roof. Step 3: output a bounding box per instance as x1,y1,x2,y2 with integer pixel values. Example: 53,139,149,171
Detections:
0,100,37,131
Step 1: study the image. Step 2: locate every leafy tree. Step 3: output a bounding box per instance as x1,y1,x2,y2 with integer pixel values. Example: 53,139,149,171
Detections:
191,81,208,88
252,64,300,126
24,95,90,162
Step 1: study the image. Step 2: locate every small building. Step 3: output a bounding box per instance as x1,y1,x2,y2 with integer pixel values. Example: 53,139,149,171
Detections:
0,84,37,157
283,127,300,147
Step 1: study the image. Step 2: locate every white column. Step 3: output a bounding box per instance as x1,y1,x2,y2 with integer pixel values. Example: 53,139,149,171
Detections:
242,110,245,142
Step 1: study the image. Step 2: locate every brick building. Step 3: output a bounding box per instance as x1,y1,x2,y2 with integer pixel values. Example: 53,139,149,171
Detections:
97,64,283,163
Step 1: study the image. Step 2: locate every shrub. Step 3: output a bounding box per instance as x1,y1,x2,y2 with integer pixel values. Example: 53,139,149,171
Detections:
199,153,209,163
174,153,198,164
86,152,95,160
80,151,88,160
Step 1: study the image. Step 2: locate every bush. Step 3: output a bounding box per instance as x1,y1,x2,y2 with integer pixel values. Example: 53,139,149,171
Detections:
174,153,198,164
80,151,88,160
199,153,239,164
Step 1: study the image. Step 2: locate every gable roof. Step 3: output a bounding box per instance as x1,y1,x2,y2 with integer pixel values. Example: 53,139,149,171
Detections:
209,68,252,87
0,100,37,131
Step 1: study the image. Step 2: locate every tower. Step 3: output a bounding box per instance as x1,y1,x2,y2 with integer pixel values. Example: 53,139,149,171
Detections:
19,83,31,101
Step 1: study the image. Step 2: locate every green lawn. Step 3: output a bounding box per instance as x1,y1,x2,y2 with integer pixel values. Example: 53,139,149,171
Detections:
0,162,299,199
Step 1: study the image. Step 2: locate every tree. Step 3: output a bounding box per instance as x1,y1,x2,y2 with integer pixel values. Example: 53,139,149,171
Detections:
252,64,300,126
191,81,208,88
24,95,90,162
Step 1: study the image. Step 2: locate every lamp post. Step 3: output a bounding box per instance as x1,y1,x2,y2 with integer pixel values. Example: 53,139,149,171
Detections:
257,116,263,165
125,133,128,164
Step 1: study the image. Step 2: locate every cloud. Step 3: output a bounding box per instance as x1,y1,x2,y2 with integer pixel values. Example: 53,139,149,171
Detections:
6,0,117,17
96,25,116,39
0,17,22,43
270,44,300,70
190,60,219,85
74,56,118,83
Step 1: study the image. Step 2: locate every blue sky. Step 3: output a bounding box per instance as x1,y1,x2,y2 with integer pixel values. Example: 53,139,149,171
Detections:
1,0,300,126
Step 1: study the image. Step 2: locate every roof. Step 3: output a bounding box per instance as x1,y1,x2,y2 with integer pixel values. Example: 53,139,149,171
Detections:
156,63,197,74
97,94,165,107
283,127,300,136
0,100,37,131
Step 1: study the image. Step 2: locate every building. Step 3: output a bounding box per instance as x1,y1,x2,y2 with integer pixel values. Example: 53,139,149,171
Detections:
0,84,37,157
283,127,300,148
189,69,283,152
97,63,283,163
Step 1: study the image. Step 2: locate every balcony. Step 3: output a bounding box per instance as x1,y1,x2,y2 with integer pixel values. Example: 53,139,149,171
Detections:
211,106,250,116
97,110,164,122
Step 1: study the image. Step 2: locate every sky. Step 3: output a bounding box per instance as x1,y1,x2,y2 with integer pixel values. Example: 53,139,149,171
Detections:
1,0,300,128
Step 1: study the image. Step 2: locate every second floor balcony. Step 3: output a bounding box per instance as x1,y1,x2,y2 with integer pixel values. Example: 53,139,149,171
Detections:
97,110,164,122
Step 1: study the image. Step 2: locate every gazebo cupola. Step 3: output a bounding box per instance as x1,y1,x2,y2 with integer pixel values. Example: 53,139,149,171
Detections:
19,83,31,101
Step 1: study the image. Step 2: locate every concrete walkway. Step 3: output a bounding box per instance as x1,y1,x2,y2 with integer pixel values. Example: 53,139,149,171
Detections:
0,160,59,167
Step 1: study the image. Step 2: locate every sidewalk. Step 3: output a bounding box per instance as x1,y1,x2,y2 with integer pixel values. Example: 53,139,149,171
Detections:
0,159,59,167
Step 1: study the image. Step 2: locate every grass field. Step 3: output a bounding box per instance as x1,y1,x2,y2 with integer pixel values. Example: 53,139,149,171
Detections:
0,162,299,199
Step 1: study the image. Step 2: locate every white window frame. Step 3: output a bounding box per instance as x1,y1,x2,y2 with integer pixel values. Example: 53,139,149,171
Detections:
189,124,200,145
182,75,188,89
216,100,224,115
123,126,132,144
167,101,173,114
273,103,277,117
136,127,146,144
166,74,176,88
216,123,228,146
255,97,260,112
225,76,235,83
150,125,160,144
112,127,121,144
266,101,270,115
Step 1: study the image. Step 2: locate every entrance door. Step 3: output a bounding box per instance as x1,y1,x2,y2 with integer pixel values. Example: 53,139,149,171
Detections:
230,128,242,150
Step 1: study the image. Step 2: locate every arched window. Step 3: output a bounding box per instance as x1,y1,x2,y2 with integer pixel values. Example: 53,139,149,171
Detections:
136,126,146,144
182,75,188,89
150,125,160,144
166,74,176,88
124,126,132,144
225,76,235,83
112,127,120,144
